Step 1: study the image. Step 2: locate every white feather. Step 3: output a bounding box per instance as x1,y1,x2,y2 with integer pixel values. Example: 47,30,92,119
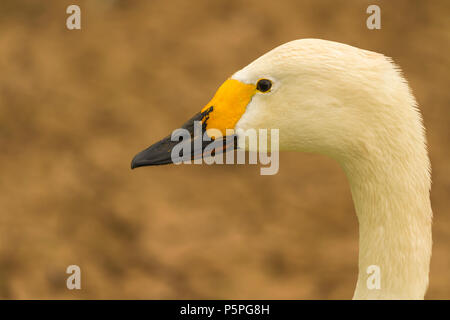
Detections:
233,39,432,299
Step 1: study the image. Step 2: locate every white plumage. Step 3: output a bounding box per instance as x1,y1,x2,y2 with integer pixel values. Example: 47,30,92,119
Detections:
233,39,432,299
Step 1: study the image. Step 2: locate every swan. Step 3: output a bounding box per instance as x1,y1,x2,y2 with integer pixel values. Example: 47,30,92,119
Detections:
131,39,432,300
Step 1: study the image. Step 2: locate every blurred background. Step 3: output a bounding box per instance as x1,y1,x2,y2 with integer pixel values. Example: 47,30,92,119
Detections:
0,0,448,299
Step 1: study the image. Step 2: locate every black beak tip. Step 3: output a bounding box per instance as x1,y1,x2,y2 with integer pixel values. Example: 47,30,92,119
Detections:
131,151,152,170
130,159,137,170
130,156,141,170
131,108,218,170
130,155,156,170
131,146,176,169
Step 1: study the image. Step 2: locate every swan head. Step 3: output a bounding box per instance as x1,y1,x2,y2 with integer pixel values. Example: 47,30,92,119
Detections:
132,38,419,167
130,39,433,300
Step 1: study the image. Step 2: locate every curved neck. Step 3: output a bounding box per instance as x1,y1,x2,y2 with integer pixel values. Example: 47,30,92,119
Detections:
341,141,432,299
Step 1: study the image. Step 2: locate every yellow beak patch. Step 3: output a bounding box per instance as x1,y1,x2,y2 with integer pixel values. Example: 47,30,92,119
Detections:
201,79,256,136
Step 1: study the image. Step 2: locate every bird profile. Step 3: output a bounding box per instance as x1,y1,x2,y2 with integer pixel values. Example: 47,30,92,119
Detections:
132,39,432,300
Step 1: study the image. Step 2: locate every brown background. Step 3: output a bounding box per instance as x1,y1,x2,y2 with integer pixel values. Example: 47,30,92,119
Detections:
0,0,448,299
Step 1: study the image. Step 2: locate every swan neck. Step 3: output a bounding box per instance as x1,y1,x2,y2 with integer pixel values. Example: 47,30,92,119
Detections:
343,147,432,299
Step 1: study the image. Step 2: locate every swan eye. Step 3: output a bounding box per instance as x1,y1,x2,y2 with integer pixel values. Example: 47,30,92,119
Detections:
256,79,272,93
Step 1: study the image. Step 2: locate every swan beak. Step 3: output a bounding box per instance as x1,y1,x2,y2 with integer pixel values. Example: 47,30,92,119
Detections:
130,107,237,169
131,79,256,169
